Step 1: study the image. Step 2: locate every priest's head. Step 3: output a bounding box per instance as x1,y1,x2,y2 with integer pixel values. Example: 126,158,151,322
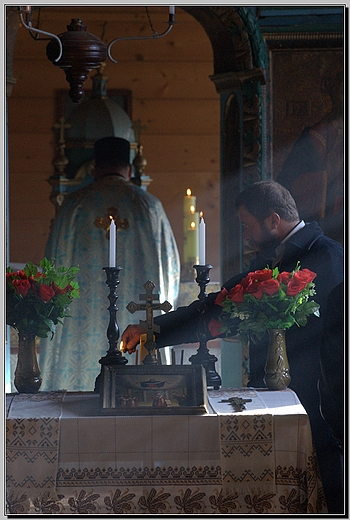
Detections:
93,137,132,180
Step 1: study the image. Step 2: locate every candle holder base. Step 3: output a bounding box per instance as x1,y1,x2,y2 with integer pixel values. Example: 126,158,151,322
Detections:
189,351,221,390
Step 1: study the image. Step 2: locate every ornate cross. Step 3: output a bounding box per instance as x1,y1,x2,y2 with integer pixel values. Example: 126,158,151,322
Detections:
94,206,129,238
219,396,252,412
52,117,71,175
126,280,172,364
52,117,71,145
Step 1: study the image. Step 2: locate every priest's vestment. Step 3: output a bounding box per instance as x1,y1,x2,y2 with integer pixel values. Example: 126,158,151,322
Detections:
40,176,180,391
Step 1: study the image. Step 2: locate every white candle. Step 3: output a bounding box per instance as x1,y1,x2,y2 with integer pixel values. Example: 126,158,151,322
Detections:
199,212,206,265
183,188,196,215
169,5,175,15
109,217,116,267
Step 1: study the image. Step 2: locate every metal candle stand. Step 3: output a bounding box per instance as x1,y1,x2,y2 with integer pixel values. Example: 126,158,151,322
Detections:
94,266,128,392
189,265,221,389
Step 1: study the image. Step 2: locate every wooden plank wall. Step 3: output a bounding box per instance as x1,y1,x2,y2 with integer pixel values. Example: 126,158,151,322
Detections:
7,6,222,281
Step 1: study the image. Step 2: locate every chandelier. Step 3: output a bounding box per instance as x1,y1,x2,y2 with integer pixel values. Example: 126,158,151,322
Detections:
18,6,176,103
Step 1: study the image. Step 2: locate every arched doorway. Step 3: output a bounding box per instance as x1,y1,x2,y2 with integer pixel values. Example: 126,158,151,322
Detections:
181,6,267,281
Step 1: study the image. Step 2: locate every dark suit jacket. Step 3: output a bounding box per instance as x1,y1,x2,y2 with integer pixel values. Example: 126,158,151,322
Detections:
153,221,344,447
318,282,344,446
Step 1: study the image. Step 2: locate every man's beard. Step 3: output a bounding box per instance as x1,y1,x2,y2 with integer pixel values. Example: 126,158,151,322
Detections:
250,224,278,253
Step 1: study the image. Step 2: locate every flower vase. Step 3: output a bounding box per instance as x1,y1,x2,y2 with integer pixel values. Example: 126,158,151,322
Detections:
14,332,42,393
263,328,291,391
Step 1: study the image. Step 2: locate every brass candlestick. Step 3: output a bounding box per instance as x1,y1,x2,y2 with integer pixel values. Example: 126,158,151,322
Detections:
189,264,222,389
94,266,128,392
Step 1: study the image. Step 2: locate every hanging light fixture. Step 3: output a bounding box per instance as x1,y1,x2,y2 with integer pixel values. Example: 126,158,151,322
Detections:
18,6,176,104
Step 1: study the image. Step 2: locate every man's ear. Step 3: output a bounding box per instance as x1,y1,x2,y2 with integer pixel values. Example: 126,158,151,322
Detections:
266,212,280,230
127,165,132,180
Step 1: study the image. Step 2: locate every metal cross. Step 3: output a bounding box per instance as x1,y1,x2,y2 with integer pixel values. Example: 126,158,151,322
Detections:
126,280,172,363
52,117,71,145
219,396,252,412
94,206,129,238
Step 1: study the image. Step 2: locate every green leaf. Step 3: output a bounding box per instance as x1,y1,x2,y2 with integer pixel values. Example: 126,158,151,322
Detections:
23,262,38,277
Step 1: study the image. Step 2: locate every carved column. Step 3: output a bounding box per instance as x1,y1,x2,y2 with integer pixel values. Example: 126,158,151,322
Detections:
210,69,265,281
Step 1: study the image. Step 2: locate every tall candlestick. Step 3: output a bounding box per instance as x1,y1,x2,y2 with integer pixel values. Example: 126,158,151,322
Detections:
109,217,116,267
199,212,206,265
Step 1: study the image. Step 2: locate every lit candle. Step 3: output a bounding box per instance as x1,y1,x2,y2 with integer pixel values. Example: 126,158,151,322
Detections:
199,211,206,265
109,216,116,267
183,213,199,264
183,189,199,264
183,188,196,215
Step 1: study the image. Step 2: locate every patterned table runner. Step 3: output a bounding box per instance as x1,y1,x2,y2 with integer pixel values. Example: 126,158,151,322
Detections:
208,388,275,494
6,392,66,508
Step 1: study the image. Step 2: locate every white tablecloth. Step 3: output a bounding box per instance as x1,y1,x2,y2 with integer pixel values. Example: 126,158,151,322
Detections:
6,388,327,514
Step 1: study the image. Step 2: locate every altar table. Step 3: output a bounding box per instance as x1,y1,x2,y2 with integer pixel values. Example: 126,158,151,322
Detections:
6,388,327,515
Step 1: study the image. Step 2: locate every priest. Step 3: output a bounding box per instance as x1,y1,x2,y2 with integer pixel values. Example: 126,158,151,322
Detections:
40,136,180,392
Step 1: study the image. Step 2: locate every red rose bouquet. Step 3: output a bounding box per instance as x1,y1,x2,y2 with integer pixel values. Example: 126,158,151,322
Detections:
209,262,320,345
6,257,80,338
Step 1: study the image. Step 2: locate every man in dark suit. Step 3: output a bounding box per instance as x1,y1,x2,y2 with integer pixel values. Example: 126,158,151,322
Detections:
122,180,344,513
318,282,344,513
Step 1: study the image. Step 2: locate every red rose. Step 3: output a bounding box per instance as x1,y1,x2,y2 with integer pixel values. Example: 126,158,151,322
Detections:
214,287,228,306
208,318,223,337
228,284,245,303
294,268,316,284
38,283,56,302
277,271,291,284
245,281,263,300
286,278,307,296
16,270,27,279
12,278,31,297
251,269,273,282
260,278,280,296
241,272,256,289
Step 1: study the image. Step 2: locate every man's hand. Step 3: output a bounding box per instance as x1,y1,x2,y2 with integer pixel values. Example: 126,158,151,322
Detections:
121,324,146,354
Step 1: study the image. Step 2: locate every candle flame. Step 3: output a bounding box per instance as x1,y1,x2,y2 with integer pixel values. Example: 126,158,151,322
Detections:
200,211,204,218
190,205,195,214
186,188,191,196
190,221,196,229
119,340,124,351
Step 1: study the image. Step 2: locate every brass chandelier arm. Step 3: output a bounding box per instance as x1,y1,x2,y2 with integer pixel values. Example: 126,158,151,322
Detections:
107,11,176,64
19,9,63,62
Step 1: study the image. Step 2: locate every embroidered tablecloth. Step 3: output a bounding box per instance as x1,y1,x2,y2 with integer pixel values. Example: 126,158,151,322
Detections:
6,389,327,514
6,391,66,513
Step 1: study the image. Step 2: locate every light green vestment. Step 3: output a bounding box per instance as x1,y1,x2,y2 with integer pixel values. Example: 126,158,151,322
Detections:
40,177,180,391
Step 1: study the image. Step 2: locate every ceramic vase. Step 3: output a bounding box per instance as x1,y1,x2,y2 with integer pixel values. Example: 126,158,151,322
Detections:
263,328,291,391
